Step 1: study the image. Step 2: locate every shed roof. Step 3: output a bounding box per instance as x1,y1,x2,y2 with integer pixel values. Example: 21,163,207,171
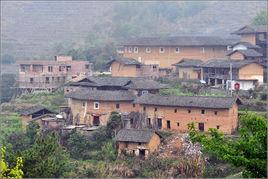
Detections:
232,25,267,35
227,49,263,57
120,36,233,47
134,93,241,109
19,105,54,116
115,129,160,143
106,57,141,66
172,58,203,67
65,89,136,101
201,59,261,69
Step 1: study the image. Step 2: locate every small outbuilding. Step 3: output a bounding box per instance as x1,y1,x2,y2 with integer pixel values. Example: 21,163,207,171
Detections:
115,129,162,158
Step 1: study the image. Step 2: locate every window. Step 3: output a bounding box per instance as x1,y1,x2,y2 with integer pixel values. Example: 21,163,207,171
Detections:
116,103,120,109
138,142,141,145
153,65,157,69
133,104,136,108
200,47,205,53
188,109,191,113
45,77,50,84
136,64,141,68
174,109,177,113
216,125,220,129
82,102,86,107
66,66,71,71
142,90,148,95
159,47,165,53
214,111,218,115
147,118,151,126
30,78,34,84
145,47,151,53
154,108,157,112
175,47,180,53
130,118,134,125
157,118,162,129
85,64,90,69
201,109,205,114
48,66,53,72
128,47,132,53
177,122,180,126
143,106,146,111
94,102,99,109
167,120,171,129
134,47,138,53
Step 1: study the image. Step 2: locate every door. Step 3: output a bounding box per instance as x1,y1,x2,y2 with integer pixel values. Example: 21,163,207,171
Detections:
198,123,204,132
93,116,100,126
157,118,162,129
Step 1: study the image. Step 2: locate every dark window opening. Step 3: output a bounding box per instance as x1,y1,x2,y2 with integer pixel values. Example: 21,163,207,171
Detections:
133,104,136,108
85,64,90,69
45,77,50,84
143,106,146,111
174,109,177,113
188,109,191,113
138,142,141,145
116,103,120,109
82,102,86,107
48,66,53,72
66,66,71,71
93,116,100,126
217,125,220,129
167,120,171,129
147,118,151,126
177,122,180,126
154,108,157,112
30,78,34,84
214,111,218,115
198,123,204,132
130,118,134,125
201,109,205,114
157,118,162,129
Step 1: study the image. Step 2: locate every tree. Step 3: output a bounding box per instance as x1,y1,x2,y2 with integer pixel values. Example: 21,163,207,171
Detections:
0,147,24,178
252,10,268,25
26,121,40,144
22,132,69,178
188,112,267,178
106,111,123,138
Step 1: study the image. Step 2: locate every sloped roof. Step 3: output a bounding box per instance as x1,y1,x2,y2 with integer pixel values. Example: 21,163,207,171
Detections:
227,49,263,57
120,36,233,46
201,59,261,69
172,58,203,67
123,78,168,90
134,93,241,109
231,42,261,49
65,89,136,101
232,25,267,35
20,105,54,116
115,129,160,143
106,57,141,66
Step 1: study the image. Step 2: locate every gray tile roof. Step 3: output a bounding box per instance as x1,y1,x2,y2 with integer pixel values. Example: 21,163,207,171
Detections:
201,59,261,69
172,58,203,67
115,129,159,143
107,57,141,66
231,42,261,49
65,89,136,101
134,93,240,109
227,49,263,57
232,25,267,35
120,36,233,46
123,78,169,90
20,105,54,116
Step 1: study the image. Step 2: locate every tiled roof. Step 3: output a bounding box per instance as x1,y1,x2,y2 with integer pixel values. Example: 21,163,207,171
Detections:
115,129,159,143
120,36,233,46
172,58,203,67
19,105,54,116
134,93,240,109
107,57,141,66
231,42,261,49
232,25,267,34
201,59,261,69
227,49,263,57
65,89,136,101
68,76,166,90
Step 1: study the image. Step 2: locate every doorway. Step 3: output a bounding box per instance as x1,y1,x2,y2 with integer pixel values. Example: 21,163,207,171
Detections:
198,123,204,132
139,149,146,159
157,118,162,129
93,116,100,126
167,120,171,129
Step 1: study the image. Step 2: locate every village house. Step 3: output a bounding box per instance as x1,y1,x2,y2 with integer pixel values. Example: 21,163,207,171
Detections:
19,105,56,128
115,129,162,158
227,49,263,61
201,59,264,90
119,36,235,69
172,59,203,80
134,94,241,134
107,57,160,78
17,56,92,92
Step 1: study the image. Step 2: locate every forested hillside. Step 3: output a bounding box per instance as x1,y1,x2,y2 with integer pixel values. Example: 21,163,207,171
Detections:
1,1,266,69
